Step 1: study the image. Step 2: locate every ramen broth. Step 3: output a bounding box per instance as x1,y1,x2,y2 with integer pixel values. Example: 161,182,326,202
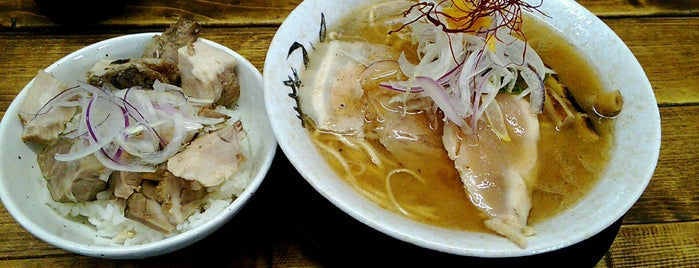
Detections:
302,2,613,232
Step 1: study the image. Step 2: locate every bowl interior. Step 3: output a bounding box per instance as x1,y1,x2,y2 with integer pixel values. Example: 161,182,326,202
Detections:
0,33,277,259
263,0,660,257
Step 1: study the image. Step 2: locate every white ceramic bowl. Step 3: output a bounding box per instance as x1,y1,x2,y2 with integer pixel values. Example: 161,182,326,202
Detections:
0,33,277,259
263,0,660,258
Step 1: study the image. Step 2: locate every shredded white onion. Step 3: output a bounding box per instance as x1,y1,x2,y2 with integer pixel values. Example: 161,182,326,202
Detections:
48,80,228,172
379,1,552,134
414,76,467,127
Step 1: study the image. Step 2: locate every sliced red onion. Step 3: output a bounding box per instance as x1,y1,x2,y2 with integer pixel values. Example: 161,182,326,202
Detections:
380,9,550,135
379,81,424,93
414,76,467,127
133,113,186,165
31,85,86,119
55,95,122,162
519,65,545,113
48,79,230,172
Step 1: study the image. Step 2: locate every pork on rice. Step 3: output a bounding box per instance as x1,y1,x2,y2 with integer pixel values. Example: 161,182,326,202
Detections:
18,18,250,245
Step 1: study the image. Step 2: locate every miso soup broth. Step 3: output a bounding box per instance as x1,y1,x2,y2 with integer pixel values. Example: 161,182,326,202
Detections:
299,0,616,239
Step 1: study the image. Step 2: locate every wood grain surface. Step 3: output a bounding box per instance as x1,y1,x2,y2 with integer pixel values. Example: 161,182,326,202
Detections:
0,1,697,267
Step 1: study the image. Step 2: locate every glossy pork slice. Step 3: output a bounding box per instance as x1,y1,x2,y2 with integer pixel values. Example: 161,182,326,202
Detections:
18,70,76,145
376,110,445,167
167,120,246,187
37,138,110,202
178,39,240,107
442,94,540,247
299,40,397,137
371,91,445,169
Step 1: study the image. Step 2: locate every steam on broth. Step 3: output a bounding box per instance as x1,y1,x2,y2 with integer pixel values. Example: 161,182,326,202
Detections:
298,0,620,247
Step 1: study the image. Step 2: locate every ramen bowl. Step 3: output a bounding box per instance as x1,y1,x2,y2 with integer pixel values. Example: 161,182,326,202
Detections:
263,0,660,259
0,33,277,259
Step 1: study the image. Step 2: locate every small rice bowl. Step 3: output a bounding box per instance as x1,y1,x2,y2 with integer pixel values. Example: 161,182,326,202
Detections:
0,33,277,259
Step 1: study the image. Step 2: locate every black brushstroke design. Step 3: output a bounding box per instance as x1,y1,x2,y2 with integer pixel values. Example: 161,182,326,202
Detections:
283,68,304,125
319,13,327,43
287,42,309,69
282,12,328,127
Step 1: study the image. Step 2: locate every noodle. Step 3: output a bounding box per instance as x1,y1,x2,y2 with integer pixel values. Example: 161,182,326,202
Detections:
337,134,385,166
301,0,615,235
385,168,440,220
313,126,441,221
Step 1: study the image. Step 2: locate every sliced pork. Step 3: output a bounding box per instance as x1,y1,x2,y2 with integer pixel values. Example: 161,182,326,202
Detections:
177,39,240,107
19,70,76,145
19,18,249,238
86,17,200,90
124,192,176,233
142,17,201,65
37,138,110,202
86,58,179,89
299,40,397,136
442,94,540,247
154,172,205,225
372,92,446,169
117,166,205,233
167,121,246,187
109,171,143,199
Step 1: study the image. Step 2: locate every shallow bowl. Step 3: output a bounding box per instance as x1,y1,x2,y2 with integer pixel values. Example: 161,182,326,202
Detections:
263,0,660,258
0,33,277,259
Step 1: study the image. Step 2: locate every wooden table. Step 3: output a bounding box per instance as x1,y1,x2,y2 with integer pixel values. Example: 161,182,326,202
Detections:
0,0,697,267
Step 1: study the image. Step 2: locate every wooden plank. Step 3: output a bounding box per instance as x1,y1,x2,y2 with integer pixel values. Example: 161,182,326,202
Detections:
2,0,699,30
0,243,322,267
596,221,699,267
19,248,320,267
1,17,698,117
602,17,699,105
0,184,327,265
0,0,303,29
0,27,276,120
578,0,699,17
0,211,67,258
2,203,697,268
623,105,699,224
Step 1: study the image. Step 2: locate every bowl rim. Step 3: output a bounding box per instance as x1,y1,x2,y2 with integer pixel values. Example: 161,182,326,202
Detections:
263,0,661,258
0,32,277,259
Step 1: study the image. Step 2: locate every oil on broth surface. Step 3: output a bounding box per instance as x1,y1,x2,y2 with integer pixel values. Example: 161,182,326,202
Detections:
302,2,614,233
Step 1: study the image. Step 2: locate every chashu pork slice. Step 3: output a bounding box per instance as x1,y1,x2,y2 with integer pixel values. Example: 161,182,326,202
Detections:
125,192,175,233
142,17,201,66
37,138,110,203
177,39,240,108
19,70,76,145
299,40,396,137
373,93,447,170
442,94,540,248
86,58,179,89
167,121,246,187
